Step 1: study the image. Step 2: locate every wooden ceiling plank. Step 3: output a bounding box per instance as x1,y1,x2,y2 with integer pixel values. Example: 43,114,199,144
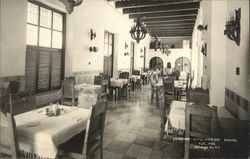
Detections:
137,15,197,23
123,2,200,14
147,25,194,29
146,23,195,27
116,0,200,9
144,20,196,25
129,10,198,19
144,19,196,24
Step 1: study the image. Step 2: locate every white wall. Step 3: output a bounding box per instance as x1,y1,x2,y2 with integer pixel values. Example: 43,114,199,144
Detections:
209,1,227,106
200,0,249,108
0,0,27,77
225,0,249,101
65,0,149,76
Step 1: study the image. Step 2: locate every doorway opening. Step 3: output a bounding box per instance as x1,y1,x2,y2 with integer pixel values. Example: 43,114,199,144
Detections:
149,57,164,72
174,57,191,73
103,31,114,77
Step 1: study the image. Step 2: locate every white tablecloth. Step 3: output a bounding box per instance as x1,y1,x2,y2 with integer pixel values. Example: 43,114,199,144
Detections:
74,83,101,97
15,106,90,158
130,75,141,82
110,79,128,88
169,101,187,130
174,80,184,88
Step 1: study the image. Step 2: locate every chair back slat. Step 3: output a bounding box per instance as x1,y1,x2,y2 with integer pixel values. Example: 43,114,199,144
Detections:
61,79,75,106
189,87,209,104
132,70,140,75
0,112,19,158
184,104,218,158
94,76,103,85
82,101,107,157
119,72,129,79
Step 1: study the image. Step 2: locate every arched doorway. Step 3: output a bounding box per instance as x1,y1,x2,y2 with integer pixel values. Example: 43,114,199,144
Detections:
175,57,191,73
149,57,164,72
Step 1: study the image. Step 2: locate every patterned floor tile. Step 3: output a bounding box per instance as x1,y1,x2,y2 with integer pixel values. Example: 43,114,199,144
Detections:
105,140,131,154
125,144,152,159
133,135,156,148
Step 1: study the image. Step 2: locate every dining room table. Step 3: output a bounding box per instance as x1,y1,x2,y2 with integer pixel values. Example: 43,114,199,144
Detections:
74,83,101,98
15,105,90,158
173,80,185,100
110,78,128,101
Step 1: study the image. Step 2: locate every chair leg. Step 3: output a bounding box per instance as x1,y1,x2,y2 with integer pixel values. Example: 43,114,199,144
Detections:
100,147,103,159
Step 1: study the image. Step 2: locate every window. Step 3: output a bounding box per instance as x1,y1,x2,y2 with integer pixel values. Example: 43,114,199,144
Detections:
25,2,65,92
104,31,113,56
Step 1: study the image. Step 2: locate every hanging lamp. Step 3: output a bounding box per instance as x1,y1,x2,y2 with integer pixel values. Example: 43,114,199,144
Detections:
130,18,147,43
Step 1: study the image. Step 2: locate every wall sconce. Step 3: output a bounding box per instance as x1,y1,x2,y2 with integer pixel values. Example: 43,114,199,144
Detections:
124,52,129,56
201,43,207,56
89,46,98,52
125,42,128,49
90,29,96,40
197,24,207,31
224,8,241,46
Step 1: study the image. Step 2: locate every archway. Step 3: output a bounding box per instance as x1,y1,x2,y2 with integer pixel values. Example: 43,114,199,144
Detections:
175,57,191,73
149,57,164,72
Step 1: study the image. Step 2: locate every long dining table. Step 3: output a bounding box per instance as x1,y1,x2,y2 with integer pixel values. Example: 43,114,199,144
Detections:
15,105,90,158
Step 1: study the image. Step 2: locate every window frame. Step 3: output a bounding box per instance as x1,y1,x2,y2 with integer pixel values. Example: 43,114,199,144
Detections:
26,1,66,93
27,1,64,49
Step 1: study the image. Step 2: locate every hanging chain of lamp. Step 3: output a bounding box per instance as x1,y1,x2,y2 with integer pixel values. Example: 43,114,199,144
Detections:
130,17,147,43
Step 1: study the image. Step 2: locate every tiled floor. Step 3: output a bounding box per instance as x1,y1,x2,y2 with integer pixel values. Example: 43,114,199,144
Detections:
101,85,183,159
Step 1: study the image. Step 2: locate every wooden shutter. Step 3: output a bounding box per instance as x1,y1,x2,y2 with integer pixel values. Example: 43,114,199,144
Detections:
51,51,61,89
37,50,51,90
25,47,38,91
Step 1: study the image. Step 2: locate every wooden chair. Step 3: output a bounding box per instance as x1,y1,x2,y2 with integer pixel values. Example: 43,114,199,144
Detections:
186,78,193,102
189,87,209,104
61,79,76,106
184,103,218,159
159,89,168,145
58,101,107,159
0,112,20,159
163,78,174,106
132,70,140,75
94,76,109,101
119,72,131,98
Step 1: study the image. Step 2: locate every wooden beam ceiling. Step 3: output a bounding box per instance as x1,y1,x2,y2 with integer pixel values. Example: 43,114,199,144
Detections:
136,15,196,23
123,2,200,14
115,0,200,9
112,0,200,37
129,10,198,19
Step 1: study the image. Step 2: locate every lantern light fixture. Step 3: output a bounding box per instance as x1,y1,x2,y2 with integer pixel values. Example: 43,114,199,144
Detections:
130,18,147,44
224,8,241,46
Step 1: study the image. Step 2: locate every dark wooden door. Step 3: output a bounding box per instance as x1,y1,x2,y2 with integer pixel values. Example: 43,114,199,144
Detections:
103,31,114,77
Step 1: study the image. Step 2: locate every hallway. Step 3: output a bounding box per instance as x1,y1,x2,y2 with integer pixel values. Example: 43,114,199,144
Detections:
103,86,182,159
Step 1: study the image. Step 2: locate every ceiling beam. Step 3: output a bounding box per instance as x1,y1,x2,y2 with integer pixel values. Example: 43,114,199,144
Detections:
148,29,193,32
123,2,200,14
146,23,195,27
147,25,194,29
144,19,196,24
150,32,192,37
129,10,198,19
144,20,196,26
137,15,196,23
116,0,200,9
